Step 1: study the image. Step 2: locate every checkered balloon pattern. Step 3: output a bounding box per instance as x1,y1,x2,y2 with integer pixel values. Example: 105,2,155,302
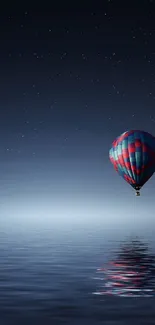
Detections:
109,130,155,189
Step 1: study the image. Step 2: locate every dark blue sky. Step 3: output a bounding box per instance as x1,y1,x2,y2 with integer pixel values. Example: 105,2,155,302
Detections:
1,1,155,234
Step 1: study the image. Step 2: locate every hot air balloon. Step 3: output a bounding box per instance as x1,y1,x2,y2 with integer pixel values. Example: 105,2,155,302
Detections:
109,130,155,196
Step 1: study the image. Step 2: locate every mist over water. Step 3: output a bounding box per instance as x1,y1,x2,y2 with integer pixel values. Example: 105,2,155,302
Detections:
0,222,155,325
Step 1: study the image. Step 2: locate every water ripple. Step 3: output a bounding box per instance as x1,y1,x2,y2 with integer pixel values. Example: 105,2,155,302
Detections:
0,228,155,324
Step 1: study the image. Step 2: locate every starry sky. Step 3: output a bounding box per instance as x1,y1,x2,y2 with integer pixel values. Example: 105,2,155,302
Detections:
1,1,155,234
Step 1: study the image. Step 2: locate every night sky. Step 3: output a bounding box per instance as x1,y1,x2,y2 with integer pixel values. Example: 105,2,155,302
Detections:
1,1,155,234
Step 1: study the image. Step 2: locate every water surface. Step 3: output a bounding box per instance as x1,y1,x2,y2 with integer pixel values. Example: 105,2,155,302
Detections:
0,226,155,325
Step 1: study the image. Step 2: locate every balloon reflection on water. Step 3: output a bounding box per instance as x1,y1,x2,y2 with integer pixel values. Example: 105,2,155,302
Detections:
93,238,155,297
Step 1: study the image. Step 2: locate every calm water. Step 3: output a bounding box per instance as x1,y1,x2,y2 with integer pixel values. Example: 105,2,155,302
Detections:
0,225,155,325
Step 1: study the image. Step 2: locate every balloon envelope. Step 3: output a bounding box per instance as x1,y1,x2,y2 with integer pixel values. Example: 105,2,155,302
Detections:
109,130,155,189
